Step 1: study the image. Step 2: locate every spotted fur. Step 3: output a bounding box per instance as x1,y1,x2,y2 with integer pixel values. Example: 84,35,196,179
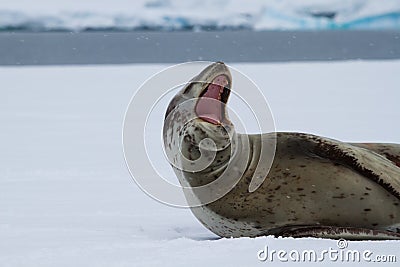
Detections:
163,62,400,240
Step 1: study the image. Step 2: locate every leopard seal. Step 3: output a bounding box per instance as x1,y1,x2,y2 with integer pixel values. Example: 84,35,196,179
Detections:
163,61,400,240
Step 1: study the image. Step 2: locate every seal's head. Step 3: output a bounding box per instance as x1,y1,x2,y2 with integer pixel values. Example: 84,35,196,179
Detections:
165,61,232,126
164,62,235,173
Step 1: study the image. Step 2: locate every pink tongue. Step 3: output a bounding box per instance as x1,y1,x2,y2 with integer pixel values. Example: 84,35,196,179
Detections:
196,75,227,124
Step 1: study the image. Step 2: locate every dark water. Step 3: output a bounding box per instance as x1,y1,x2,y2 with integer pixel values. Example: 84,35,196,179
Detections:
1,31,400,65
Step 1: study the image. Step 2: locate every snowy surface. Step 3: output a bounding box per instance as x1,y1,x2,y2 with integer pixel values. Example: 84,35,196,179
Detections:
1,61,400,266
0,0,400,31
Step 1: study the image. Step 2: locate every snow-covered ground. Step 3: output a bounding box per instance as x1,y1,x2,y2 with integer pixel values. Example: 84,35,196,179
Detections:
0,0,400,31
1,61,400,266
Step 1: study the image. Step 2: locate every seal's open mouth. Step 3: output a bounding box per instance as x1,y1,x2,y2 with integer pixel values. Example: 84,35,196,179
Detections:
195,75,230,125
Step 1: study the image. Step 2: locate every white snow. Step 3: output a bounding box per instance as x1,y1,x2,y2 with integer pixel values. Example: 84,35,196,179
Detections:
0,0,399,31
1,61,400,266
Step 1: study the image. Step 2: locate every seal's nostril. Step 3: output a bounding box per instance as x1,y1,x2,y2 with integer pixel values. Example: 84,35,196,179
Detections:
216,61,225,65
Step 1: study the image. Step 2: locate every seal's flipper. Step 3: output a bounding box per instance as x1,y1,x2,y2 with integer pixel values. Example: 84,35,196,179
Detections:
352,143,400,167
272,225,400,240
301,134,400,200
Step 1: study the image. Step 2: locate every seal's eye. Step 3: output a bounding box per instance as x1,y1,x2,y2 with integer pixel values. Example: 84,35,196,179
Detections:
195,75,230,125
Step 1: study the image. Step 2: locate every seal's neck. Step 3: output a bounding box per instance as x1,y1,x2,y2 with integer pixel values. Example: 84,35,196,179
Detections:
164,104,236,186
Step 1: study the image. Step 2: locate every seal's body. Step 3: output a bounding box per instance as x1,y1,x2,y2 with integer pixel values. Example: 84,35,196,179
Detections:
163,62,400,239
